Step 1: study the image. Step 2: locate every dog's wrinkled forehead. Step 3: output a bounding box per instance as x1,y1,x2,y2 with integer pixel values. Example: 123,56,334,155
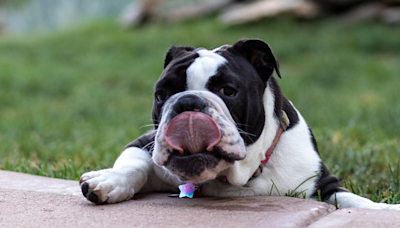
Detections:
154,39,280,133
186,49,227,91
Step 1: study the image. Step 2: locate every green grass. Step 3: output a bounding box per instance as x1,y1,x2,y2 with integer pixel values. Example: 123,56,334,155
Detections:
1,17,400,203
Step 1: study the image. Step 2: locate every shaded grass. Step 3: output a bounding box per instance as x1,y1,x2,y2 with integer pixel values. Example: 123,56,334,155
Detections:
1,17,400,201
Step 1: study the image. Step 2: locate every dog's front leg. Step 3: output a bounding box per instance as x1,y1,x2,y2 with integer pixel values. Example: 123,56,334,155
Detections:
80,147,151,204
329,192,400,210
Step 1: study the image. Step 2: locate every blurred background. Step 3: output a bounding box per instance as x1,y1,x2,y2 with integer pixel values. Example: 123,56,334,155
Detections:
0,0,399,201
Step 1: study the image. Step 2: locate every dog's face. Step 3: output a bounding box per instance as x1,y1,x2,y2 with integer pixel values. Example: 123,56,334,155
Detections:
152,39,280,184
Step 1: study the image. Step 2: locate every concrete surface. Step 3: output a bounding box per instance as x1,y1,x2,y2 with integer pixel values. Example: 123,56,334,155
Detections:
0,170,399,228
308,208,400,228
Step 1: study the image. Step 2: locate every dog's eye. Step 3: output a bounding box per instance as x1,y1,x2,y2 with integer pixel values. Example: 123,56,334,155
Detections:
155,91,167,102
219,87,237,97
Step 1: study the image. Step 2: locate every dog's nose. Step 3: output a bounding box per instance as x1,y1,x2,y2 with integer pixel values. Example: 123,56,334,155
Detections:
171,94,207,116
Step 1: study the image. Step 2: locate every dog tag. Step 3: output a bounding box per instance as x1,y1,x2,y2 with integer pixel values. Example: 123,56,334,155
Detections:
178,183,199,198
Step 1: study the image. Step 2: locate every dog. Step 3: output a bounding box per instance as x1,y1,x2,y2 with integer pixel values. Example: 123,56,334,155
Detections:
80,39,400,210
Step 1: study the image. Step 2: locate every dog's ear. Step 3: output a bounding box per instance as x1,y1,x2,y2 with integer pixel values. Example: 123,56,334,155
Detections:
164,45,195,68
230,39,281,81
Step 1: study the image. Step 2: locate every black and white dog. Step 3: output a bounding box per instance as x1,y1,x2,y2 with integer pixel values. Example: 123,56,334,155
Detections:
80,39,399,210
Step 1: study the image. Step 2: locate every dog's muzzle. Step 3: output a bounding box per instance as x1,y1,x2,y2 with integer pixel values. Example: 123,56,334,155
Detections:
153,91,246,183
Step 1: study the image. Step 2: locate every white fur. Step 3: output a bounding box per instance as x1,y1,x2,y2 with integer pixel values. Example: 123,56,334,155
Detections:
186,49,226,91
329,192,400,210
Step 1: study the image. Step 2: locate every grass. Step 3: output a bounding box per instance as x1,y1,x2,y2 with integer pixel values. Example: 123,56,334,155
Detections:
1,17,400,203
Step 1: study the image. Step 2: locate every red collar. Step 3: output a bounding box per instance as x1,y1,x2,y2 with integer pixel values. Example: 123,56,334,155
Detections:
261,110,290,166
250,110,290,179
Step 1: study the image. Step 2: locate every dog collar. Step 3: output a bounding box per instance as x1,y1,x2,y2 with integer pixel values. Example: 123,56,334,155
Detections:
176,110,290,198
250,110,290,179
261,110,289,166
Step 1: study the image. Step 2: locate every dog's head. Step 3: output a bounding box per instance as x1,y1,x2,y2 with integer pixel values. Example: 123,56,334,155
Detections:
152,39,280,185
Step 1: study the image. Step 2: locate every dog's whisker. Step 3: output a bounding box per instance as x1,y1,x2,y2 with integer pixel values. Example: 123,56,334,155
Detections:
143,141,155,152
238,130,255,137
237,128,256,137
140,124,159,129
236,128,255,143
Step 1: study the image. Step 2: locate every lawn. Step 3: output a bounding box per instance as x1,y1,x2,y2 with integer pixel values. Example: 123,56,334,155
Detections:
1,17,400,203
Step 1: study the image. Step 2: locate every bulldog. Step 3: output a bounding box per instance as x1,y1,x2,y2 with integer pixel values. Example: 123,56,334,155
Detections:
80,39,400,210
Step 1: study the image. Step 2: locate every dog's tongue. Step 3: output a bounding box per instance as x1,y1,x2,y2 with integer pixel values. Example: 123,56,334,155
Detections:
165,111,221,155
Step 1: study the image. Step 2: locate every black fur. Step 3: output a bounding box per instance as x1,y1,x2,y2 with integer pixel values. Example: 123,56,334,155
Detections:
313,162,348,201
124,130,156,154
164,46,196,69
268,76,300,130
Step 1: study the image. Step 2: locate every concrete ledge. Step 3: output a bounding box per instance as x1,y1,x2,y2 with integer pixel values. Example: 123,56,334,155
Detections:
2,170,399,228
0,170,336,228
0,190,335,228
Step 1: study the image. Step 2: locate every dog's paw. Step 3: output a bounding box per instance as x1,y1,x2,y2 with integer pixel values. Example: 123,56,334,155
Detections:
79,169,135,204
